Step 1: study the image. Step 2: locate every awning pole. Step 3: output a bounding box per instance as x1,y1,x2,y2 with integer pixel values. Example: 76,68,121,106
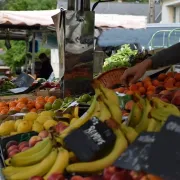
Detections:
31,33,35,75
25,37,29,72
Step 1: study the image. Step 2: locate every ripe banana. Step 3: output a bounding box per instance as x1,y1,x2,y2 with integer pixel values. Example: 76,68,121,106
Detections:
73,106,79,118
10,138,52,166
9,137,49,159
100,93,122,125
44,148,69,180
3,149,57,180
128,103,142,127
60,90,100,139
121,124,138,144
95,80,120,107
135,99,152,133
147,118,162,132
90,101,101,118
66,129,127,173
98,101,112,122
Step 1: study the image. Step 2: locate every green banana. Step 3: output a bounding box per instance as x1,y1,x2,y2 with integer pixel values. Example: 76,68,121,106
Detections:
135,99,152,133
3,149,57,180
128,103,142,127
121,124,138,144
10,139,52,166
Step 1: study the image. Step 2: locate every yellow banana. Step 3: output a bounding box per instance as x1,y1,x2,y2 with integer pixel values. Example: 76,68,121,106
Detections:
10,139,52,166
60,90,100,139
121,124,138,144
9,137,49,159
100,93,122,125
44,148,69,180
73,106,79,118
4,149,57,180
90,101,101,118
147,118,162,132
66,129,127,173
135,99,152,133
98,101,112,122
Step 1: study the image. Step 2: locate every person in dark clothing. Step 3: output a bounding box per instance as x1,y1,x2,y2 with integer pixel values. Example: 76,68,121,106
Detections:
121,43,180,85
38,53,53,80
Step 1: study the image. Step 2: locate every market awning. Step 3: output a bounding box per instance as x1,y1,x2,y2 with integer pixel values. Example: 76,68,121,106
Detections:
0,9,147,29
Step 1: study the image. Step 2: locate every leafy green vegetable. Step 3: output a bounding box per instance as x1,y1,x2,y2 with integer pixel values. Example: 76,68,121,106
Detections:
103,44,138,72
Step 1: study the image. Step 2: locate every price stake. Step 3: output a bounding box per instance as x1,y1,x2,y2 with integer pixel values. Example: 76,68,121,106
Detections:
146,115,180,180
114,132,157,171
64,117,116,162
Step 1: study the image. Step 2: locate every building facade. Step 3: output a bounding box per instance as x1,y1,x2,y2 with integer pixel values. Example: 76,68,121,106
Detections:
162,0,180,23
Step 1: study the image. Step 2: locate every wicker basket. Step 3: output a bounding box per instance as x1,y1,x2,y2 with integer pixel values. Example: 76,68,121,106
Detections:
96,67,127,89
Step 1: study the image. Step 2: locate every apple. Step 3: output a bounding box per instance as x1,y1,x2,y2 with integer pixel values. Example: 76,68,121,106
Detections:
103,166,121,180
29,176,44,180
38,130,50,139
55,122,68,133
7,145,19,153
47,173,65,180
21,147,30,152
6,141,18,149
110,171,133,180
8,149,20,158
70,176,84,180
29,136,42,147
18,141,29,151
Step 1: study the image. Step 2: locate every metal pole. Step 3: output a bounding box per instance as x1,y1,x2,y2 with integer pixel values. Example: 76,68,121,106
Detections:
84,0,90,11
31,33,35,75
148,0,155,23
68,0,75,10
25,38,29,72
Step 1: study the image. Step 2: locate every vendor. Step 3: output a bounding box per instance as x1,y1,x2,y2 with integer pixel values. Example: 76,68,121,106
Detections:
121,42,180,85
38,53,53,80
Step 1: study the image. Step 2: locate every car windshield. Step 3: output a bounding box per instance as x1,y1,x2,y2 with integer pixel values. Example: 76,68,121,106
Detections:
98,25,180,50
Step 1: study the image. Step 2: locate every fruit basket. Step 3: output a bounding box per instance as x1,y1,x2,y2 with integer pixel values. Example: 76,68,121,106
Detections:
96,67,127,89
0,131,38,164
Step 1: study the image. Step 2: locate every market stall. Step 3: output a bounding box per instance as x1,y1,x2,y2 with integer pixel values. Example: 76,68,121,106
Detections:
0,0,179,180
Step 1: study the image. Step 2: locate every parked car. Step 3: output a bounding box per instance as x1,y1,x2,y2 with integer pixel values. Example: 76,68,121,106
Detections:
97,23,180,56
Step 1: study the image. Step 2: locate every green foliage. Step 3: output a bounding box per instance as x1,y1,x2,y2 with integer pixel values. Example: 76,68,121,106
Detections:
0,0,56,70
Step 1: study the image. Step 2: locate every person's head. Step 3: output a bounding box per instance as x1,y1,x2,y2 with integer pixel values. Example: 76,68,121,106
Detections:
39,53,49,62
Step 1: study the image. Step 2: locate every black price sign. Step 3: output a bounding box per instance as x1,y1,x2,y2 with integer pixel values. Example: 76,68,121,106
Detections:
146,116,180,180
64,117,116,162
114,132,156,171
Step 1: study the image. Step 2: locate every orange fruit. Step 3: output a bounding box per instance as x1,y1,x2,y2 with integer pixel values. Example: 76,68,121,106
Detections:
152,80,160,87
30,108,37,112
47,96,57,104
0,102,7,107
129,84,138,91
136,82,143,88
0,109,9,115
9,101,17,107
139,87,146,95
35,102,44,110
142,77,151,82
126,90,134,95
147,85,156,92
36,96,45,102
166,71,174,78
175,81,180,88
45,96,50,102
174,73,180,81
16,102,26,110
18,97,28,104
117,87,125,93
146,91,154,96
158,73,167,81
27,103,34,110
144,81,152,89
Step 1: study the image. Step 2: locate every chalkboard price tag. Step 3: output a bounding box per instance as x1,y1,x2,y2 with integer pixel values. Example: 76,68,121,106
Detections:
64,117,116,162
114,132,157,171
146,115,180,180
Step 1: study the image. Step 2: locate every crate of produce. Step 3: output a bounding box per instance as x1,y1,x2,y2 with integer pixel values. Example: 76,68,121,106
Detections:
0,131,38,166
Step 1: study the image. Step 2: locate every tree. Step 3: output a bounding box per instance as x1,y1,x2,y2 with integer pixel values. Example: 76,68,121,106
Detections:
0,0,56,71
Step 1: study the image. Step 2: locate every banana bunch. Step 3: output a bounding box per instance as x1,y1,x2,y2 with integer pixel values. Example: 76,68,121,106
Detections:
128,95,180,133
2,138,69,180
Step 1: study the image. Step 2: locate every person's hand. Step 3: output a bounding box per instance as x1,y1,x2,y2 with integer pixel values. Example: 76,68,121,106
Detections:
121,59,152,86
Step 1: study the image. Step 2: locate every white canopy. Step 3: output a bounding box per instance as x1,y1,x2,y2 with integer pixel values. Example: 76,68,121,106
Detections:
0,9,147,29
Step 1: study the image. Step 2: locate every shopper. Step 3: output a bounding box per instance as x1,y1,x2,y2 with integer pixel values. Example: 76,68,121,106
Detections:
38,53,53,80
121,43,180,85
